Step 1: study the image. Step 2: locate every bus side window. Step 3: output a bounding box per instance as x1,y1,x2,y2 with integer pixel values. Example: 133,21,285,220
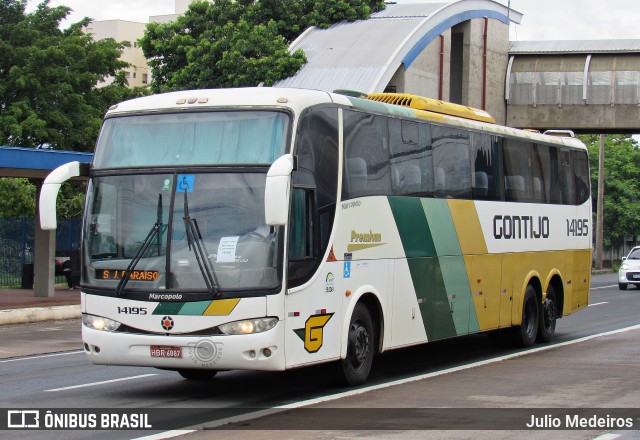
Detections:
502,138,533,202
389,118,432,196
289,107,339,287
432,125,471,199
573,149,590,205
471,133,500,200
343,111,390,199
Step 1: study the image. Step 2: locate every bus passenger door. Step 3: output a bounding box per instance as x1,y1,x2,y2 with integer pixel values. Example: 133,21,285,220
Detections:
284,187,342,367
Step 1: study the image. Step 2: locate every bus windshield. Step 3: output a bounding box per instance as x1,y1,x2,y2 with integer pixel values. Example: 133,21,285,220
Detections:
93,111,289,168
84,171,281,294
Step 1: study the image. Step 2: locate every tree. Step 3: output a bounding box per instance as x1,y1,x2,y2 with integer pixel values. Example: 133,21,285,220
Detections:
581,134,640,249
0,0,147,151
140,0,386,92
0,178,36,217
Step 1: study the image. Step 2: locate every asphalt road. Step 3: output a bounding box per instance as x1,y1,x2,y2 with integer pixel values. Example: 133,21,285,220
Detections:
1,272,639,440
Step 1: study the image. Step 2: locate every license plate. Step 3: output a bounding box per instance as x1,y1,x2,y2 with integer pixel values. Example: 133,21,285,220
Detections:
633,274,640,279
150,346,182,358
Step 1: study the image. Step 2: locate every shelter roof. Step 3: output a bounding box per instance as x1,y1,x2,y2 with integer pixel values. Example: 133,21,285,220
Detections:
0,146,92,179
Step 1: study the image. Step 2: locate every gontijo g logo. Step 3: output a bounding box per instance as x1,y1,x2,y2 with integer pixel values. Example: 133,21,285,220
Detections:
294,313,334,353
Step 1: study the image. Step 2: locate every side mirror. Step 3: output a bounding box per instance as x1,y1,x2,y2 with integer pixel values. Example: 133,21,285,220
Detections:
40,161,89,230
265,154,294,226
622,257,627,261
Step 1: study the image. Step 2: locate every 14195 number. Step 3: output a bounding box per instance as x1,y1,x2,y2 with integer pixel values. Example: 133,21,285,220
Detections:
566,219,589,237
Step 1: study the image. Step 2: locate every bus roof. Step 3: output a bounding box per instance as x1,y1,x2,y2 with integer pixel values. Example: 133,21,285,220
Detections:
106,87,586,151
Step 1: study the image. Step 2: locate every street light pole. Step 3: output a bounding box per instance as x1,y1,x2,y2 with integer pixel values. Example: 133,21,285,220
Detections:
595,133,605,270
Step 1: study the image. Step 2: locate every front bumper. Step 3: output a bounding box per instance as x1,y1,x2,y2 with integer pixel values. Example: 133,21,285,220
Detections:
619,271,640,285
82,321,285,371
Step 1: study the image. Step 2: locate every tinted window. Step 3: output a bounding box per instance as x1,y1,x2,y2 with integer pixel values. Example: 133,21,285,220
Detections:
343,111,391,199
503,139,533,202
472,133,500,200
572,149,590,205
432,125,471,198
389,118,432,196
289,107,339,287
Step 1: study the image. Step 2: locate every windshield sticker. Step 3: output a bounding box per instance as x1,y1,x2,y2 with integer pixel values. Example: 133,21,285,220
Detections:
217,236,239,262
162,178,172,191
176,174,195,193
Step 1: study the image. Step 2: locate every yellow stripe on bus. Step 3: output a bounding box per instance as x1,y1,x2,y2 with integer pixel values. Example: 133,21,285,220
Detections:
203,298,241,316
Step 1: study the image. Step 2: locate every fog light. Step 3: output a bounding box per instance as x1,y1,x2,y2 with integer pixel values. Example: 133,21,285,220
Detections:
263,348,272,358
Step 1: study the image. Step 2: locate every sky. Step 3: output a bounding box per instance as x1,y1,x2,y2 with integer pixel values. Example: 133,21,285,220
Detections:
24,0,640,41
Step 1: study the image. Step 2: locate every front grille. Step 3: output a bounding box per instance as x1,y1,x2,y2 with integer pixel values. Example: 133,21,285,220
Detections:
114,323,224,336
625,272,640,282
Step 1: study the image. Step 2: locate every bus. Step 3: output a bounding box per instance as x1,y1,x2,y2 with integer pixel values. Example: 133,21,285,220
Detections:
40,87,591,386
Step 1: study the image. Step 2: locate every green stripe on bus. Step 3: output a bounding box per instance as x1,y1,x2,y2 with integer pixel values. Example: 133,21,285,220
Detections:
152,302,185,315
408,257,457,340
388,197,436,257
421,199,479,334
421,199,462,256
390,196,457,340
178,301,211,316
438,256,479,334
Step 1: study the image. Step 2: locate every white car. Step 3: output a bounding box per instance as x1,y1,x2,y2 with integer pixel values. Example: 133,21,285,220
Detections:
618,246,640,290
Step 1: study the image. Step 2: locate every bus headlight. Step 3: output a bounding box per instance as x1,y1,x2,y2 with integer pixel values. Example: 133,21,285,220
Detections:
82,314,121,332
219,317,278,335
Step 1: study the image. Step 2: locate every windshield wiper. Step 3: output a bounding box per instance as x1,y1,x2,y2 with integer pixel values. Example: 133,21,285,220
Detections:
115,194,163,296
182,190,220,297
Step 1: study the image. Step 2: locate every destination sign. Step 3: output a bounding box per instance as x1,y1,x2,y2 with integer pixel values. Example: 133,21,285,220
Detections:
96,269,159,281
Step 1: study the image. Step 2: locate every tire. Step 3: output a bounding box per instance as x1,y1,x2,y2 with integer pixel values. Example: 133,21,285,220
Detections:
619,283,628,290
537,284,557,343
340,303,375,386
515,285,538,347
177,369,218,381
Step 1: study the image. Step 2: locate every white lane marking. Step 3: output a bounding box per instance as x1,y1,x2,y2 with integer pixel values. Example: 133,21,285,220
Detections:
590,285,618,290
45,373,158,392
594,434,622,440
0,350,84,364
589,301,609,307
134,324,640,438
135,430,197,440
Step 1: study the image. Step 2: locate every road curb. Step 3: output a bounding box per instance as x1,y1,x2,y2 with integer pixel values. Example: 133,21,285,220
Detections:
0,305,81,326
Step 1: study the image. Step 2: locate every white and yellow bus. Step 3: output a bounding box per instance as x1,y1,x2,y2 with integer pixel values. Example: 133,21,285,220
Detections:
40,88,591,385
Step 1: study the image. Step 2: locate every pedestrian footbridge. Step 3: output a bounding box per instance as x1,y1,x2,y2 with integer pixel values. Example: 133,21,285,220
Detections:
507,40,640,133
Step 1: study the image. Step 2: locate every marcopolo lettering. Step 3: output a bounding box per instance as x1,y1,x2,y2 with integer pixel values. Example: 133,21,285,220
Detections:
493,215,549,240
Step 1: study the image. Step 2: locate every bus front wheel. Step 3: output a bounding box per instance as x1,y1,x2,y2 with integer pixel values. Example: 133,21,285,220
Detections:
515,285,539,347
340,303,374,386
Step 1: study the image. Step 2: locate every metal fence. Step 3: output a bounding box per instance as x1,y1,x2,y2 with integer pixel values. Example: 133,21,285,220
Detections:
0,218,82,287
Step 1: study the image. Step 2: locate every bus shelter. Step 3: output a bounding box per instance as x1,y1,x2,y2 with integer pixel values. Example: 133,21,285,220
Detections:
0,146,92,297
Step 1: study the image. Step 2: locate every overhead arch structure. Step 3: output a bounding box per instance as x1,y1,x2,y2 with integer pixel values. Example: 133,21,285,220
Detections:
276,0,522,94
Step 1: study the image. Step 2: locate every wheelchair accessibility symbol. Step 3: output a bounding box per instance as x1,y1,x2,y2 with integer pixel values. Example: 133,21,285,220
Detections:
176,174,195,193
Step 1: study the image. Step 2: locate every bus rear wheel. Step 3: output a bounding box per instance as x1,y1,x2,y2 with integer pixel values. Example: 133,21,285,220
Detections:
537,285,557,343
340,303,374,386
515,285,538,347
177,369,218,381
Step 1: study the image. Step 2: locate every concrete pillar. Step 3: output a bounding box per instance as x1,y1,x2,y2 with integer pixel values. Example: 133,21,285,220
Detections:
33,180,56,297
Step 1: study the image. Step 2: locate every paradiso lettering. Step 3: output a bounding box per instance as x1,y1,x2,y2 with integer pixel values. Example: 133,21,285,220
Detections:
493,215,550,240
